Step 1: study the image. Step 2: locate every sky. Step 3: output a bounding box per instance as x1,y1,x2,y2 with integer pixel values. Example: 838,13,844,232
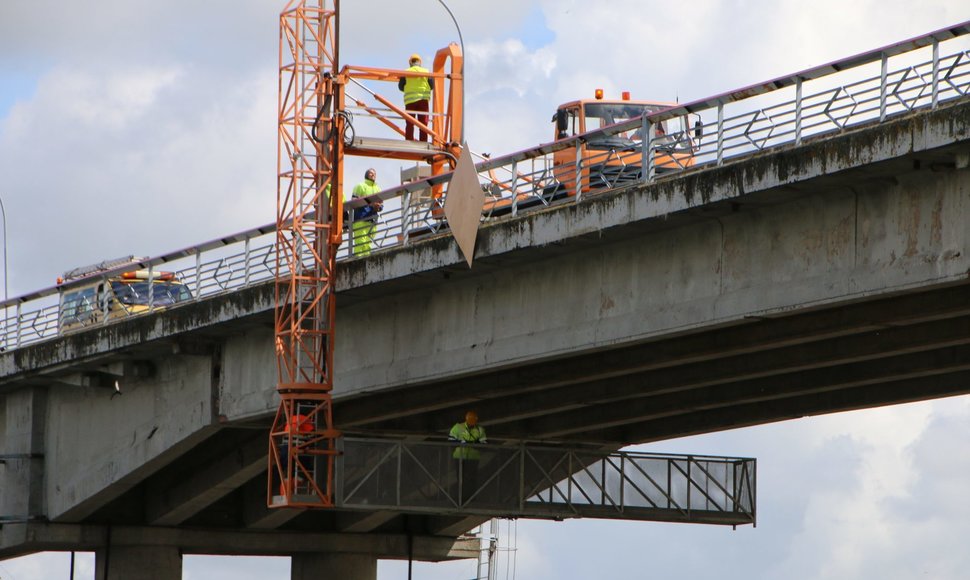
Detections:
1,0,969,578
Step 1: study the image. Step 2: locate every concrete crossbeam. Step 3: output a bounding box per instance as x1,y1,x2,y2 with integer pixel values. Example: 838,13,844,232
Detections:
427,515,486,537
335,510,398,533
0,523,469,562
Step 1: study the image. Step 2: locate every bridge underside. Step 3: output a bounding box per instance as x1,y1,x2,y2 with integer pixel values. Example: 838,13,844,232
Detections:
340,280,970,444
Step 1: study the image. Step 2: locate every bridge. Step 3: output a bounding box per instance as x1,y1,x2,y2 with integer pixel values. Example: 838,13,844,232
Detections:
2,22,969,580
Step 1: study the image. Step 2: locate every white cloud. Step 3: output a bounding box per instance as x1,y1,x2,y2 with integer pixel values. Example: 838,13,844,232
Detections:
45,67,181,132
761,399,970,580
467,39,557,99
0,63,276,295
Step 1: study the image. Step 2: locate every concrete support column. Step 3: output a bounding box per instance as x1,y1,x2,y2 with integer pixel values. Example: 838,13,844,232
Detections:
291,553,377,580
95,545,182,580
1,388,47,521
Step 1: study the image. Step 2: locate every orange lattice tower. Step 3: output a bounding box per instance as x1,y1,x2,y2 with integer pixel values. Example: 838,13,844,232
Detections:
269,0,343,508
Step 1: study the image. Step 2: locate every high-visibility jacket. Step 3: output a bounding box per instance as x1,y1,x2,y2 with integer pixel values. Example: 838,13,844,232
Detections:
324,183,352,229
352,178,380,198
402,65,432,105
287,414,314,435
352,178,381,221
449,422,487,460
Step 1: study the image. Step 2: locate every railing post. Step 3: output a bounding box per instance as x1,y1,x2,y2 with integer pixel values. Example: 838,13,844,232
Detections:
573,139,584,201
619,455,625,510
147,264,155,310
640,114,650,183
752,458,758,522
243,236,251,286
732,460,741,513
194,250,202,299
600,456,606,506
333,437,345,505
686,456,692,516
57,291,66,337
396,440,402,507
879,52,888,122
402,189,411,246
931,38,939,108
458,446,464,508
510,160,519,216
645,118,655,181
567,452,573,509
716,103,724,165
795,77,803,145
666,458,672,509
15,303,22,348
347,214,355,254
519,443,526,513
101,276,111,326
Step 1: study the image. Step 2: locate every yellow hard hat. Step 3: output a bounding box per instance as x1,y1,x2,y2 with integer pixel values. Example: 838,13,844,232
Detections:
465,411,478,426
409,53,422,64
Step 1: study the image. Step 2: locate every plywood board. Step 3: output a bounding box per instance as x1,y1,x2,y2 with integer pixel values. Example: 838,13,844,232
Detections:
444,146,486,268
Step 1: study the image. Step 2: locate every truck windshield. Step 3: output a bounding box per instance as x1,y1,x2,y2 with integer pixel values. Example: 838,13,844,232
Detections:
584,103,665,131
111,281,192,306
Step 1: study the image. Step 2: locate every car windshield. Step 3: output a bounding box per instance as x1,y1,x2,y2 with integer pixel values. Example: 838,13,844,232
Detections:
111,281,191,306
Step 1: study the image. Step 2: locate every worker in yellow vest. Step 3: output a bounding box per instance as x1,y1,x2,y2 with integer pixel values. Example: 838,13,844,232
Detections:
351,168,383,256
398,53,433,142
449,411,487,504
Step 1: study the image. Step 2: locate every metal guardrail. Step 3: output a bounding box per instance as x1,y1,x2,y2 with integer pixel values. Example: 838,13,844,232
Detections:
1,23,968,353
334,438,755,525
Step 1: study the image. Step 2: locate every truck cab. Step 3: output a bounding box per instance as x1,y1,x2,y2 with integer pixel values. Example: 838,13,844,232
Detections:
59,261,192,333
552,91,698,193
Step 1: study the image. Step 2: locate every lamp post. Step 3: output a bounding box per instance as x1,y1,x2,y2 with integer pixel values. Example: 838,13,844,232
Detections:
0,195,7,303
0,195,7,350
434,0,465,144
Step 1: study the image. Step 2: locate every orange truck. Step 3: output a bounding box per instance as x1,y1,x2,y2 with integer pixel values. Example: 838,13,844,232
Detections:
550,90,699,195
481,91,700,217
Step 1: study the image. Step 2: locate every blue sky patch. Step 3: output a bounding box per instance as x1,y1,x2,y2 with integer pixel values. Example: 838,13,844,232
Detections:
514,4,554,50
0,67,41,120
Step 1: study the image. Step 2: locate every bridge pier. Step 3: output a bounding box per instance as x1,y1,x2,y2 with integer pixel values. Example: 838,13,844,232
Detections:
0,388,46,522
291,552,377,580
95,545,182,580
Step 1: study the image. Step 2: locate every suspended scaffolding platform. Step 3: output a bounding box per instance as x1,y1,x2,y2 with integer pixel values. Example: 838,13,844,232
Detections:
270,437,757,526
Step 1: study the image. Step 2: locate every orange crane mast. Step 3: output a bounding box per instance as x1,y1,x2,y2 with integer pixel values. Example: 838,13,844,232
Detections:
269,0,463,508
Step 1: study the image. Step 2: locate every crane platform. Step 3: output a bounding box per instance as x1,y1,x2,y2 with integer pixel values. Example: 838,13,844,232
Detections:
346,136,449,161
